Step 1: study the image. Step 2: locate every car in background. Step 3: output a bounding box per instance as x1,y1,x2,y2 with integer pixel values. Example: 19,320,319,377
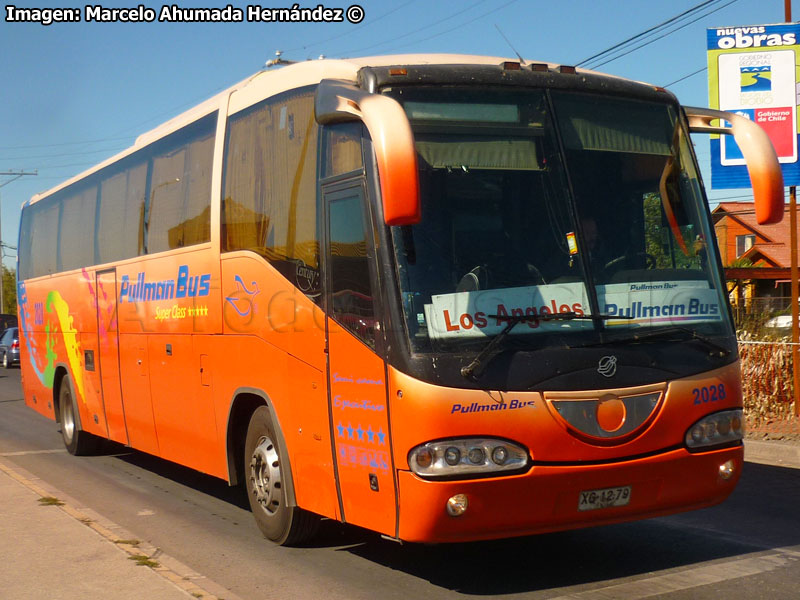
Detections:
764,314,792,336
0,327,19,368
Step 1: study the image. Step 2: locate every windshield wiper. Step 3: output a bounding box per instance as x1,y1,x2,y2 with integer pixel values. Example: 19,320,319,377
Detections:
576,325,732,357
460,312,631,380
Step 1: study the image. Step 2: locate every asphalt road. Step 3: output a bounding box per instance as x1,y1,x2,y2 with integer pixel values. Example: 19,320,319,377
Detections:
1,366,799,600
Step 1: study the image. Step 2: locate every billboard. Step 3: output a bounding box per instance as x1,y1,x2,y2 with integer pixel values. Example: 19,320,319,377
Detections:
707,23,800,188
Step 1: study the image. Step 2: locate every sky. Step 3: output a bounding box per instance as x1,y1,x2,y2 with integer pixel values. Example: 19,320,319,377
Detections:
0,0,795,270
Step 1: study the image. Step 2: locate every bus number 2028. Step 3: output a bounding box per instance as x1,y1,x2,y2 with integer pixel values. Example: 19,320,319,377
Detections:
693,384,726,405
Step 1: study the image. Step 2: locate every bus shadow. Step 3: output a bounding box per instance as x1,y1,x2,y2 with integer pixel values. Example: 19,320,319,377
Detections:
100,440,251,510
341,461,800,595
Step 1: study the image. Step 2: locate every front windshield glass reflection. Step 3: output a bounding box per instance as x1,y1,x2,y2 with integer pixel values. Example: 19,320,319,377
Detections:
387,87,733,354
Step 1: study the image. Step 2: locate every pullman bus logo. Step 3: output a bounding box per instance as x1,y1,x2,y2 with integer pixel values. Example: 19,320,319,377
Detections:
598,356,618,378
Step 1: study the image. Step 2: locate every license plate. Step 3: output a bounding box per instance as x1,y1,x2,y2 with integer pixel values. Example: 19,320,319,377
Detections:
578,485,631,511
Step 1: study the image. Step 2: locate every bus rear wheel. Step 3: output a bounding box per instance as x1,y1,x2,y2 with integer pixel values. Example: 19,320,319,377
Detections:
59,375,100,456
244,405,318,545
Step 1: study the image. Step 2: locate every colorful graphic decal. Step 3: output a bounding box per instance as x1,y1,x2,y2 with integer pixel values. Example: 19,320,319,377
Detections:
18,281,55,386
18,281,86,403
82,268,116,348
46,290,86,403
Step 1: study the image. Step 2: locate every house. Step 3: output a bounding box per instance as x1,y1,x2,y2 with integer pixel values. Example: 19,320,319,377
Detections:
711,201,793,311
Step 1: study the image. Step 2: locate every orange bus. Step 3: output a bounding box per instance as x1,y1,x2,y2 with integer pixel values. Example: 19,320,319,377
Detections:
17,55,783,545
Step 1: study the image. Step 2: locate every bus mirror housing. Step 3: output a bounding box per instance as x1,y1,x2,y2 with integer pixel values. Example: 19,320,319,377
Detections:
685,107,784,225
316,79,421,225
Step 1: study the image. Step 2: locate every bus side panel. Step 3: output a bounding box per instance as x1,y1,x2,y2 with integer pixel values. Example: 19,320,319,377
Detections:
284,356,337,518
116,249,221,461
327,320,396,536
220,254,337,519
118,333,159,456
220,253,326,371
17,272,108,439
212,333,338,519
148,334,223,477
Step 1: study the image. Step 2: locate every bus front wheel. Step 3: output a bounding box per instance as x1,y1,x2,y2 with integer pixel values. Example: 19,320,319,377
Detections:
244,405,318,545
59,375,100,456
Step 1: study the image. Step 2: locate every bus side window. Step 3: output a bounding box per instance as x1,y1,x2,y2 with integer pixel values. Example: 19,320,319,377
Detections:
147,116,215,254
328,187,377,349
222,88,321,301
321,122,364,178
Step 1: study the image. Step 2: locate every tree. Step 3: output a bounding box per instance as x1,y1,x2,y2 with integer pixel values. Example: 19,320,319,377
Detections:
2,265,16,314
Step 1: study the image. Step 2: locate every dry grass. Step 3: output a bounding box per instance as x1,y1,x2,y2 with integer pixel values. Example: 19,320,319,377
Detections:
738,333,798,431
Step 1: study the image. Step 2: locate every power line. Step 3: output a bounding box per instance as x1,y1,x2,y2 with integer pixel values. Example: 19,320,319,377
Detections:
379,0,521,53
336,0,491,55
578,0,738,69
284,0,418,53
577,0,720,66
585,0,739,70
0,144,128,163
664,66,708,88
0,136,132,152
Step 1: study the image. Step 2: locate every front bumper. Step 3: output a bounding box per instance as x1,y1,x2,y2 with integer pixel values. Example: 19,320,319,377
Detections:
396,444,742,543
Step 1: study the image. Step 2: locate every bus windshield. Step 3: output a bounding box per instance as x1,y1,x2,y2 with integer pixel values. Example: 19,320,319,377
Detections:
388,87,733,356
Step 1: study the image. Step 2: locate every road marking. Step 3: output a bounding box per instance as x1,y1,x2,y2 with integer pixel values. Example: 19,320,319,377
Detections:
549,547,800,599
0,449,66,456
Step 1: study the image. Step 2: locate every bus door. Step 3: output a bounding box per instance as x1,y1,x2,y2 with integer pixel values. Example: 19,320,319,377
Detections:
94,269,128,445
323,177,397,536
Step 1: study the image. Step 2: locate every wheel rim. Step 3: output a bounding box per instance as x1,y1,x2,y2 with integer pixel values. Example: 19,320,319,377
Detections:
249,435,282,517
2,353,6,367
61,389,75,444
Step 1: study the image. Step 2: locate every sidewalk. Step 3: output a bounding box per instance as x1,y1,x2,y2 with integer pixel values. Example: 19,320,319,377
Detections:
0,459,241,600
744,438,800,469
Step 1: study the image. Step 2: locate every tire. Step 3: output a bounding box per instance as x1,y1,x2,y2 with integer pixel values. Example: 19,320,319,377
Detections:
59,375,100,456
244,405,319,545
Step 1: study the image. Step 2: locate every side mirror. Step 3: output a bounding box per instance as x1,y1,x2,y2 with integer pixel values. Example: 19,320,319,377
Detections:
316,79,421,226
685,107,784,225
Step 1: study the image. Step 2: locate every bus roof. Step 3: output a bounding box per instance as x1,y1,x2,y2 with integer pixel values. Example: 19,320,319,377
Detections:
28,54,651,206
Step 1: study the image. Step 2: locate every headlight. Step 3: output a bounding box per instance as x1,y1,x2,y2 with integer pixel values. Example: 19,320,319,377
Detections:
685,409,744,450
409,438,529,478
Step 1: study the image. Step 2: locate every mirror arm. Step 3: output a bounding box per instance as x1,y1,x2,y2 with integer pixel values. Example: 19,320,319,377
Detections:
685,106,784,224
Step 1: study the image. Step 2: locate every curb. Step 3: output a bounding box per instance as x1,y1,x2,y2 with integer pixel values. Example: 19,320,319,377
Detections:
0,458,243,600
744,439,800,469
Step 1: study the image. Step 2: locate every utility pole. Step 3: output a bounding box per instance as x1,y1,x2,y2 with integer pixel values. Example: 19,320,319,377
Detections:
784,1,800,419
0,170,38,313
